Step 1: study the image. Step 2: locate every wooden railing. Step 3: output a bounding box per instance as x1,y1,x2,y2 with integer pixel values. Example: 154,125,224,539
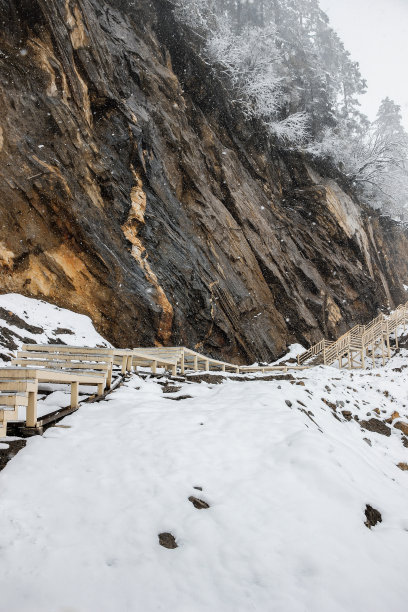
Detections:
297,339,333,365
2,300,408,437
297,300,408,369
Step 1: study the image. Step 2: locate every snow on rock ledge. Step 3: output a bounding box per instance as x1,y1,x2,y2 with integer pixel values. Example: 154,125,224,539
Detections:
0,293,111,362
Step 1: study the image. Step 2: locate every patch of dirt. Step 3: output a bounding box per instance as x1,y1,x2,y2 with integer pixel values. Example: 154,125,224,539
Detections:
185,374,225,384
360,419,391,437
364,504,382,529
397,463,408,471
0,326,34,352
185,373,296,384
165,395,193,401
0,439,27,472
0,307,43,334
162,385,182,394
322,398,337,411
297,407,323,432
53,327,74,335
158,532,178,549
188,496,210,509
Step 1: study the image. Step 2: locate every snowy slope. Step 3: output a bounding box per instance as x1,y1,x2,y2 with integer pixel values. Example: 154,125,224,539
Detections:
0,353,408,611
0,293,111,362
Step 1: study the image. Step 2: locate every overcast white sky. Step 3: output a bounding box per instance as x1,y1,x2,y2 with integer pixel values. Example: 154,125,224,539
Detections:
320,0,408,129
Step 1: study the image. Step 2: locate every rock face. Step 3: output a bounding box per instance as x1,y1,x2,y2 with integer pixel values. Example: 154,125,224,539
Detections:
0,0,408,363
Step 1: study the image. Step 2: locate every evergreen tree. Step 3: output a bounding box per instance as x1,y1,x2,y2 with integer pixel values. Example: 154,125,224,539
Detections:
375,98,406,139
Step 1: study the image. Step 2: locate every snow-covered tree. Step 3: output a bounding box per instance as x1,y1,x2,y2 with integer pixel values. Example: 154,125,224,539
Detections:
173,0,367,144
173,0,407,218
309,98,408,217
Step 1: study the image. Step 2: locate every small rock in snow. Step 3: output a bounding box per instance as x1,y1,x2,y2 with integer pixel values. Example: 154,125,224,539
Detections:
394,421,408,436
360,419,391,437
158,532,178,549
188,496,210,510
364,505,382,529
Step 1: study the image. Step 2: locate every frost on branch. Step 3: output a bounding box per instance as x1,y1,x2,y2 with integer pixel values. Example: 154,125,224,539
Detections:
175,2,309,145
269,112,310,146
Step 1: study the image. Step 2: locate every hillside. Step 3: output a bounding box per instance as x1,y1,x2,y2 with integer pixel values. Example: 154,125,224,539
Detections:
0,347,407,611
1,0,408,362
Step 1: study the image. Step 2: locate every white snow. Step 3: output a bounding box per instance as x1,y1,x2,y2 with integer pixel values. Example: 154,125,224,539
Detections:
0,352,408,611
273,342,305,363
0,293,111,362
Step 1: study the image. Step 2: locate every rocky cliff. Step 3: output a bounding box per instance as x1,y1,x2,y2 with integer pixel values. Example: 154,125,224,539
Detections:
0,0,407,363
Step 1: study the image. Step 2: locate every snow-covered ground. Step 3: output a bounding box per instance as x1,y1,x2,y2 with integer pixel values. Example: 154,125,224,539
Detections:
0,293,111,363
0,293,112,418
0,352,408,611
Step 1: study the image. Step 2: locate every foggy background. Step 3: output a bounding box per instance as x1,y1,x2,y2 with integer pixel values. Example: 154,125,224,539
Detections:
321,0,408,128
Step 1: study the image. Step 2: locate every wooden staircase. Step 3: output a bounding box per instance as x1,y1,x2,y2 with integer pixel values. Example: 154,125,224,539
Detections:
0,382,35,436
297,301,408,369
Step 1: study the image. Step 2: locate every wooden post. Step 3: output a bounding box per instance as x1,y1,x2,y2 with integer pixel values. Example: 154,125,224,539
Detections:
97,382,105,396
381,338,385,366
126,355,133,372
221,364,226,372
26,390,37,428
71,381,79,409
395,326,399,348
386,334,391,358
151,360,157,375
193,355,198,371
121,355,127,374
107,367,112,390
204,359,209,371
180,352,185,375
172,364,177,377
361,349,365,369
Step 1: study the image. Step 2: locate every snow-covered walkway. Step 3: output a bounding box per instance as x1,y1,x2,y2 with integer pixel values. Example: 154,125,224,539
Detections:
0,365,408,612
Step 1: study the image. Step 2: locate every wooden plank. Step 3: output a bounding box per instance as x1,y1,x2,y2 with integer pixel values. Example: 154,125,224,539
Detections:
12,358,109,372
0,380,37,392
17,351,113,364
0,393,29,406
